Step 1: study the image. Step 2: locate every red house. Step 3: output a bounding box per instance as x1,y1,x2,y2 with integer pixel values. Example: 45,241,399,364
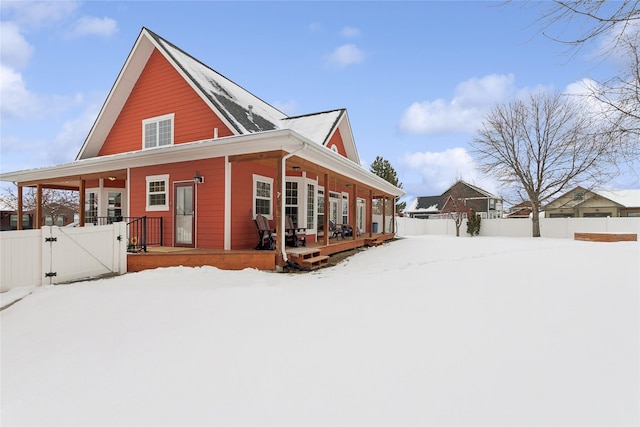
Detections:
0,28,403,270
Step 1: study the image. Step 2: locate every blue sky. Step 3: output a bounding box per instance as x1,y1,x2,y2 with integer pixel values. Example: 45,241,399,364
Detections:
1,1,637,204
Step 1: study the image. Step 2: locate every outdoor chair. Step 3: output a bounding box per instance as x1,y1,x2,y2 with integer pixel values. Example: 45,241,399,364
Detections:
285,216,306,247
329,220,344,239
254,214,275,250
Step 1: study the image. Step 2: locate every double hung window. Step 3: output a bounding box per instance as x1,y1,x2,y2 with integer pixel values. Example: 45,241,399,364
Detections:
146,175,169,211
143,114,174,149
253,175,273,219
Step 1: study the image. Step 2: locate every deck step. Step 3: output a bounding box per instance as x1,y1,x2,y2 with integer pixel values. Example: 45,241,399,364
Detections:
299,255,329,269
287,248,329,270
365,238,381,247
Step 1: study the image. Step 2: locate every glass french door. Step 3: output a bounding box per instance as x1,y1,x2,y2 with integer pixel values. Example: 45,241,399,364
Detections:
174,182,195,247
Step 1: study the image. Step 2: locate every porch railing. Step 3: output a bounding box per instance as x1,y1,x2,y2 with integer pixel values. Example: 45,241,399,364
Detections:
94,216,163,252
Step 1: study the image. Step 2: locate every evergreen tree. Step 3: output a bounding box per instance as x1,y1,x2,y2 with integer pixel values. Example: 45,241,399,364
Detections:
369,156,406,213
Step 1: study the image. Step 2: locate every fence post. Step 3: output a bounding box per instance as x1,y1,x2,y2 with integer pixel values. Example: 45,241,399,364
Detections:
142,216,147,252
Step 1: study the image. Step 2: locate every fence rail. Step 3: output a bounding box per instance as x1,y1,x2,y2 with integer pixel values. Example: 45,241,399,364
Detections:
94,216,163,252
396,216,640,239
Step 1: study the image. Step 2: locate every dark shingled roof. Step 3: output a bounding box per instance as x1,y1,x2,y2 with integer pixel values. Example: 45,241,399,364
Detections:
146,28,284,135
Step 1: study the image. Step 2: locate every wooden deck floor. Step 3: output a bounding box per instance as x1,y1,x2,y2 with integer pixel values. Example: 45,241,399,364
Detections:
127,233,395,272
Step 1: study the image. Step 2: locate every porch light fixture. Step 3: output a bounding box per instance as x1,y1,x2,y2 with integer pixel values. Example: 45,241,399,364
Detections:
194,172,204,184
292,166,301,171
107,176,117,181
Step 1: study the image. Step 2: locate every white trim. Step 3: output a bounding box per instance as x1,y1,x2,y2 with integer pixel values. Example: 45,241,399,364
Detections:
224,156,231,250
3,130,404,198
146,174,170,211
142,113,175,150
253,174,274,220
126,168,131,217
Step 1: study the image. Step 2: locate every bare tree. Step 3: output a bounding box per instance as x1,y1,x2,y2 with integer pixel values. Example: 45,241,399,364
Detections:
0,186,79,226
441,195,467,237
472,91,620,237
530,0,640,52
517,1,640,160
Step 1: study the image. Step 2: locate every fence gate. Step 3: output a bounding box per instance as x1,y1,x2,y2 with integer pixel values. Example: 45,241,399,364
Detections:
41,223,127,285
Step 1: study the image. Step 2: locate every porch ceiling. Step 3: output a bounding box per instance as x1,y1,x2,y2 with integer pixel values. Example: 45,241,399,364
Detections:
228,154,394,198
17,169,127,189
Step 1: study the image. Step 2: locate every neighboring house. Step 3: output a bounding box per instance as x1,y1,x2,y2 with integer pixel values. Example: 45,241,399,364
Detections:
0,211,33,231
0,28,403,255
505,201,534,219
405,181,503,219
545,186,640,218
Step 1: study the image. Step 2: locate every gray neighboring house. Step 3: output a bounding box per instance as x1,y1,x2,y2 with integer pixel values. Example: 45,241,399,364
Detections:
405,181,503,219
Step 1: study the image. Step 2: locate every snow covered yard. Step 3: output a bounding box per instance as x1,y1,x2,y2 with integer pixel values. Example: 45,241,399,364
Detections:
1,236,638,426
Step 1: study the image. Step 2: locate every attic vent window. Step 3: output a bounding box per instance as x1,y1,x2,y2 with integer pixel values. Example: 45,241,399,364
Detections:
574,192,584,200
143,114,174,149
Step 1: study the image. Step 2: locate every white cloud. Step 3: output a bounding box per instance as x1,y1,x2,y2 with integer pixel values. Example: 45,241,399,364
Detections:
69,16,118,38
0,1,80,28
326,44,365,68
341,26,361,38
398,74,517,135
0,22,34,69
48,105,99,164
0,65,40,119
272,100,298,116
398,147,500,198
309,22,323,32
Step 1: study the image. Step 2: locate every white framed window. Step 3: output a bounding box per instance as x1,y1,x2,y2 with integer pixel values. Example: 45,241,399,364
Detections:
317,187,325,234
143,113,174,149
306,183,316,230
329,191,340,223
285,180,299,226
146,174,169,211
85,191,98,223
356,198,366,232
342,192,349,224
253,174,273,219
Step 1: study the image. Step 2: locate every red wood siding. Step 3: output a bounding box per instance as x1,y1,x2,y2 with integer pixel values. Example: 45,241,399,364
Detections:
129,158,225,249
326,128,347,157
230,162,278,250
98,49,234,156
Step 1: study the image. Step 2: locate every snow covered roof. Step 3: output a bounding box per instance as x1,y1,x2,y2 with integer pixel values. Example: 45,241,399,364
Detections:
405,196,443,213
281,110,343,146
149,30,286,134
595,190,640,208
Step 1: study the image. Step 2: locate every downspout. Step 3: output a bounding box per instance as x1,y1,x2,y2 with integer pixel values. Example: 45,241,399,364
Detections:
280,141,308,264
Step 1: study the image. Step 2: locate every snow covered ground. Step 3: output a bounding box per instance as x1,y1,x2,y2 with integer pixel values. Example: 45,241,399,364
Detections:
2,236,638,426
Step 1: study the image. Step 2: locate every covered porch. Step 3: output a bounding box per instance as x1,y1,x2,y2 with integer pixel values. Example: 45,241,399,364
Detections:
127,231,397,272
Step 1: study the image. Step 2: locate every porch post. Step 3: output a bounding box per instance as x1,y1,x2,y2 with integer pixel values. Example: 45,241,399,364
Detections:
275,156,283,264
17,184,23,230
368,189,373,237
350,183,357,240
35,184,42,230
323,173,329,246
382,196,387,234
79,179,86,227
392,195,396,234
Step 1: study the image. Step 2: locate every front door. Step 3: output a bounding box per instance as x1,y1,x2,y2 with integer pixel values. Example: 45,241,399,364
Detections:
174,182,195,247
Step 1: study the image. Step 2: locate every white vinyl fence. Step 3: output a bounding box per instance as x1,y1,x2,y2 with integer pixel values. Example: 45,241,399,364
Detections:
1,223,127,292
396,216,640,239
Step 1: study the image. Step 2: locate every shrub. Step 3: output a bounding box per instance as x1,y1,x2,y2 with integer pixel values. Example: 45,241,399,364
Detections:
466,209,481,236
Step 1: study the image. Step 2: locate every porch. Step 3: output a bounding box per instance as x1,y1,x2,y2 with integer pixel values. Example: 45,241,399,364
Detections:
126,232,396,272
